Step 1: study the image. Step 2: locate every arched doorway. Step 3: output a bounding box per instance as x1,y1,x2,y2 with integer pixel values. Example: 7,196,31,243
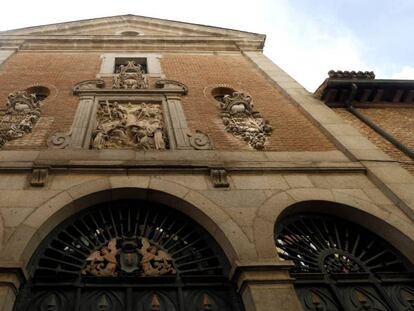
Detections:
14,199,243,311
275,213,414,310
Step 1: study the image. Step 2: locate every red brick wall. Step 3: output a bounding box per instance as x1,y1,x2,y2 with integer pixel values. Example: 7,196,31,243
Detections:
335,107,414,174
0,52,336,151
0,52,101,148
161,54,335,151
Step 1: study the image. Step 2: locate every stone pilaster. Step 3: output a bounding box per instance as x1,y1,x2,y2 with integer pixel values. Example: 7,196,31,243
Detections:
164,95,192,149
231,261,302,311
0,268,24,311
69,95,97,149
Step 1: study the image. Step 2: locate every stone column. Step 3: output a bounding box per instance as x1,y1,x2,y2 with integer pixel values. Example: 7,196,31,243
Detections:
232,261,302,311
69,95,97,149
164,95,192,149
0,269,24,311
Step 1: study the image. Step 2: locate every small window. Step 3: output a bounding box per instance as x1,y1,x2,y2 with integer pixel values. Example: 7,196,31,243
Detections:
114,57,148,74
211,87,235,102
25,86,50,102
120,31,141,36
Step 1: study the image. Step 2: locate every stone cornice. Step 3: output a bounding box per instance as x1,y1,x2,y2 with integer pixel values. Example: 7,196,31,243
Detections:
0,150,364,173
0,36,264,52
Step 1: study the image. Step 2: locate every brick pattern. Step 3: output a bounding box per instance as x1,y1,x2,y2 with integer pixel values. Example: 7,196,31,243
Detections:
161,54,335,151
0,52,335,151
0,52,101,149
4,117,54,148
335,107,414,174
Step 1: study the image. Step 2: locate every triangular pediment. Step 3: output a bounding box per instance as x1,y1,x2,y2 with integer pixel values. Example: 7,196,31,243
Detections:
0,14,265,40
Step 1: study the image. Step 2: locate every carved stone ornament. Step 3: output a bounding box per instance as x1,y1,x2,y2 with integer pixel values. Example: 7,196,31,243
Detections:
92,101,168,150
30,168,49,187
73,79,105,93
81,238,176,277
112,61,148,89
0,90,42,148
47,131,71,149
219,92,272,149
187,130,213,150
210,169,229,188
155,79,188,94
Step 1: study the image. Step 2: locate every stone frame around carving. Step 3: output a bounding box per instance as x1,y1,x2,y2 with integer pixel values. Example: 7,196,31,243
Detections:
98,53,163,79
47,79,212,150
89,95,174,150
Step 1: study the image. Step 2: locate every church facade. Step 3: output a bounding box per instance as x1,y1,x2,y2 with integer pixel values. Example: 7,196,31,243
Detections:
0,15,413,311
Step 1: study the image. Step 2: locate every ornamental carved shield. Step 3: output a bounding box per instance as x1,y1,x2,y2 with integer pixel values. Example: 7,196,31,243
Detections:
120,238,140,273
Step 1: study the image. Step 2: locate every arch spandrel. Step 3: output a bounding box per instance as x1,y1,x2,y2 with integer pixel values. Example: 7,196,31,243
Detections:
2,177,254,271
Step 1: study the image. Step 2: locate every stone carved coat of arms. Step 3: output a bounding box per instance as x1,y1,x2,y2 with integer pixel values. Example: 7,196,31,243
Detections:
219,92,272,149
0,91,42,148
81,238,176,277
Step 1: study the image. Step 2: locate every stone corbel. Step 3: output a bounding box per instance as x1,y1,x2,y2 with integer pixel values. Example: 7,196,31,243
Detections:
30,168,49,187
210,168,229,188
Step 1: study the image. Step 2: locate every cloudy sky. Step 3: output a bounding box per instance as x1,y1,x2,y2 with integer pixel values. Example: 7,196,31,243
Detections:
0,0,412,91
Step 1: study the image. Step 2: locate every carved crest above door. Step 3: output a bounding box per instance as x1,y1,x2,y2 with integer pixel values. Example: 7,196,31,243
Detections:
82,237,176,277
112,61,148,89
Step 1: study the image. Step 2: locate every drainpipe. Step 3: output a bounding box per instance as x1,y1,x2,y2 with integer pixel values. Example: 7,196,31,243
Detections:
345,83,414,160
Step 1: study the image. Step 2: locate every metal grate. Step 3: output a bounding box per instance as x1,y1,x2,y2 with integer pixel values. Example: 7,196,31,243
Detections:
275,214,414,310
32,200,224,279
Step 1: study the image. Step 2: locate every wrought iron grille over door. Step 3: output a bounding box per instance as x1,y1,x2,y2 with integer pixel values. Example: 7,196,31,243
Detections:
275,214,414,311
14,200,243,311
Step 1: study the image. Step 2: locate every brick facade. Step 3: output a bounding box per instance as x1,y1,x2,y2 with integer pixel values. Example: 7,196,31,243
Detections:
0,52,335,151
161,54,335,151
0,52,101,148
335,107,414,174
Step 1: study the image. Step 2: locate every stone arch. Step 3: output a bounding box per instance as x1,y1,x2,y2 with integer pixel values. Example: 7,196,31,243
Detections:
5,176,252,272
253,188,414,263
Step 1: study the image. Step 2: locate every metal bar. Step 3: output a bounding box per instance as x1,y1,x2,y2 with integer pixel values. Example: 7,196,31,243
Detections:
346,83,414,160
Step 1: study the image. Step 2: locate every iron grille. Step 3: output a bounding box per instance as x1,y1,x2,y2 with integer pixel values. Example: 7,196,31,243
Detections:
276,214,414,311
14,200,243,311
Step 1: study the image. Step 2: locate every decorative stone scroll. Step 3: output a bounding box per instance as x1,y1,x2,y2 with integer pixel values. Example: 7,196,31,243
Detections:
219,92,272,149
91,100,168,150
113,61,148,89
81,238,176,277
0,91,42,148
187,130,212,150
73,79,105,94
155,79,188,94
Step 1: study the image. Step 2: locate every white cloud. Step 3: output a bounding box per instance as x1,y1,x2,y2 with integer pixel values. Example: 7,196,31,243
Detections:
262,1,374,92
0,0,393,92
391,66,414,80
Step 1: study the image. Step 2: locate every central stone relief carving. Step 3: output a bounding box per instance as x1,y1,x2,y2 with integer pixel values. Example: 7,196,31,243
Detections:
82,238,176,277
92,100,168,150
112,61,148,89
219,92,272,149
0,91,42,148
